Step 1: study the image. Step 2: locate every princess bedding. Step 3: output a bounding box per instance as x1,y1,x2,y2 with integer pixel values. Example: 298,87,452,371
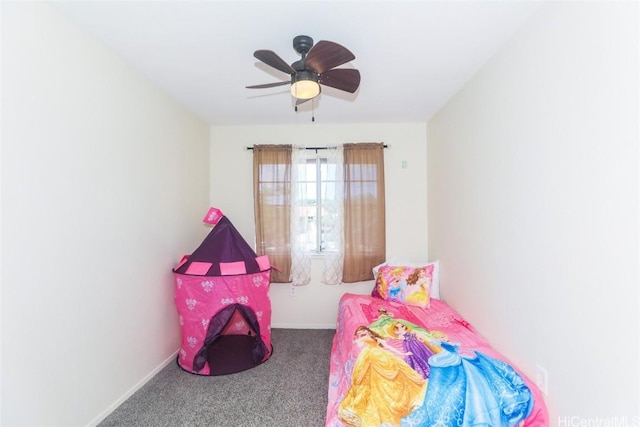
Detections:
326,262,549,427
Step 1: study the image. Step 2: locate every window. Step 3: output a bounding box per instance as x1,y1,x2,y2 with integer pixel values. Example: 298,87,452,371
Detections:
253,143,385,285
292,155,341,253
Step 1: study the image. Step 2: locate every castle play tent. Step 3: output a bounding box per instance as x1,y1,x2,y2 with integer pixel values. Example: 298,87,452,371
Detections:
173,208,272,375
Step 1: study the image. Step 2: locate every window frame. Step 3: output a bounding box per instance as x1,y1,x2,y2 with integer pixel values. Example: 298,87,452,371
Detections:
295,153,337,255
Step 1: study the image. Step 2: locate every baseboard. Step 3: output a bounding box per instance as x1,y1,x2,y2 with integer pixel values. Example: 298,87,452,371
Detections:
271,322,336,329
86,350,179,427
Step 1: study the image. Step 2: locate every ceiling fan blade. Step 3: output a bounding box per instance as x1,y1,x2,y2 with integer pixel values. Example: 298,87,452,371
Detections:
246,81,291,89
319,69,361,93
254,50,295,75
305,41,355,74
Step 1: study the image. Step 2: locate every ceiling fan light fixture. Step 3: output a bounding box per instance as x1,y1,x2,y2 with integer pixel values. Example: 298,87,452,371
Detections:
291,71,320,100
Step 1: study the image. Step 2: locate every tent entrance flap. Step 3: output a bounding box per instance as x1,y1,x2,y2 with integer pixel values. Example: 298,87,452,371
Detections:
193,303,270,376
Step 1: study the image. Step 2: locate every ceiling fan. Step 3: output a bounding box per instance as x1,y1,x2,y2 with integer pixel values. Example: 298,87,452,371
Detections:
246,35,361,103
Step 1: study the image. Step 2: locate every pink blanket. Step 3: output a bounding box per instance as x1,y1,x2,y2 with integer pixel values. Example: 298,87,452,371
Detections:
326,293,548,427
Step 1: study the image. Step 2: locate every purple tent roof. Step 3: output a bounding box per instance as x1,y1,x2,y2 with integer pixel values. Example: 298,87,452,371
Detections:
173,216,268,276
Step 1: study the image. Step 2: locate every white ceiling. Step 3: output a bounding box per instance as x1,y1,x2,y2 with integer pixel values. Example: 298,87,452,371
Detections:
50,1,542,126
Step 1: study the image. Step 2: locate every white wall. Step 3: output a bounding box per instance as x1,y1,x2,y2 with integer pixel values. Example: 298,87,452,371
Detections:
210,123,429,327
428,1,638,423
1,3,210,426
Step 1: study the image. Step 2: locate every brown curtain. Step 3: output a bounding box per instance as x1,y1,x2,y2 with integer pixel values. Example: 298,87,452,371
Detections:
253,144,292,283
342,143,386,282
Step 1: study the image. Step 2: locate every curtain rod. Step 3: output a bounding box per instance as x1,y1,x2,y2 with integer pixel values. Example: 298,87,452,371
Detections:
245,144,389,151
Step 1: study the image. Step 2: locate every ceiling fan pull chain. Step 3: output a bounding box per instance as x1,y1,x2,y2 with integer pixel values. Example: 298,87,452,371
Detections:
312,99,315,122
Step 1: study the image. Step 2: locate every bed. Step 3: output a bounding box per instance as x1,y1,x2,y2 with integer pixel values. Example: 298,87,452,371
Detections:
325,262,549,427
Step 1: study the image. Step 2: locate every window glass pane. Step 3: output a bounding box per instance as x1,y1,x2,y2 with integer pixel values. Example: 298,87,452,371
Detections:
303,183,316,205
320,156,338,253
293,154,342,253
292,205,317,251
305,158,317,180
319,158,329,180
292,157,318,253
321,208,338,252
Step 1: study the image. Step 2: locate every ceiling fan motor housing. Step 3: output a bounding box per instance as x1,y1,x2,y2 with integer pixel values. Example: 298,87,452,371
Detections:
291,70,318,84
293,35,314,56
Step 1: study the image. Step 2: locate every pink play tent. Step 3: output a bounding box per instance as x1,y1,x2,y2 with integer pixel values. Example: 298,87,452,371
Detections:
173,208,273,375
